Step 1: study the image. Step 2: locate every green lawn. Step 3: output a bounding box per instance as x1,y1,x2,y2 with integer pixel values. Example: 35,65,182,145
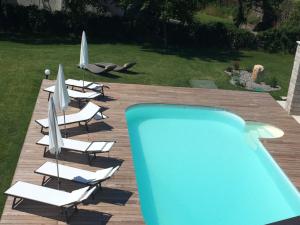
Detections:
0,40,294,216
194,11,233,24
194,5,234,25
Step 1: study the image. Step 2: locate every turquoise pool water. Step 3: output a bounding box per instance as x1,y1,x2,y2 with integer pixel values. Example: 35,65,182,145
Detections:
125,104,300,225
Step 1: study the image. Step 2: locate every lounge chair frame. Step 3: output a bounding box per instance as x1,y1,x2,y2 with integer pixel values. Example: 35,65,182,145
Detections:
45,90,98,108
36,139,116,164
35,104,105,134
65,79,109,96
6,188,93,222
35,163,120,189
69,85,105,96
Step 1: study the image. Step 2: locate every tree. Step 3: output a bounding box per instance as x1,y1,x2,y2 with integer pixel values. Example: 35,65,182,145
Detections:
117,0,196,47
64,0,107,15
234,0,284,30
118,0,196,24
234,0,247,27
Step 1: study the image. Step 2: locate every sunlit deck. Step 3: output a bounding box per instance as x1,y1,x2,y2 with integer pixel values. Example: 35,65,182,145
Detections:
1,79,300,224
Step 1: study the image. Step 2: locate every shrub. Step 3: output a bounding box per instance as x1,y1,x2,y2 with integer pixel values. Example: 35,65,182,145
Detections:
1,4,300,53
225,66,233,72
233,61,240,70
190,22,257,49
245,66,253,73
257,26,300,53
191,22,231,48
227,27,258,49
255,70,265,84
270,76,279,88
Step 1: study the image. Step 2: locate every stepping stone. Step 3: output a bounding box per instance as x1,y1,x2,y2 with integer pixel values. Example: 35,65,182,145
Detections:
189,79,218,89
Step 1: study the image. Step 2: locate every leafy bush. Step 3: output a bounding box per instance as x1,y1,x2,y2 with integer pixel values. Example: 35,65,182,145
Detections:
190,22,257,49
225,66,233,72
0,4,300,53
269,76,279,88
257,26,300,53
232,61,240,70
227,26,258,49
255,70,265,84
245,66,253,73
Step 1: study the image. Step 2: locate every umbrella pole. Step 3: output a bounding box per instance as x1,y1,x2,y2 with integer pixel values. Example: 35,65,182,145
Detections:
56,153,60,190
63,110,67,137
82,69,85,92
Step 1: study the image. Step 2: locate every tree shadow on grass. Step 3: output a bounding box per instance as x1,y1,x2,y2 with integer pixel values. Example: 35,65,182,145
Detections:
0,32,134,45
0,32,252,63
140,43,251,63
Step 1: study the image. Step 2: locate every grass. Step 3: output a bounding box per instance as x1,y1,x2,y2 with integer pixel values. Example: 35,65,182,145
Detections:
0,40,294,216
194,12,233,24
194,5,234,24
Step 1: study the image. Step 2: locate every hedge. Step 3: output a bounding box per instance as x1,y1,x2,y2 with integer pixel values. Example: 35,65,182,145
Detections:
257,27,300,53
0,4,299,53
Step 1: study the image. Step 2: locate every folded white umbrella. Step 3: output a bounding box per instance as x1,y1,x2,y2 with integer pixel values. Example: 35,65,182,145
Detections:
79,30,89,69
53,64,70,136
79,31,89,88
48,96,64,189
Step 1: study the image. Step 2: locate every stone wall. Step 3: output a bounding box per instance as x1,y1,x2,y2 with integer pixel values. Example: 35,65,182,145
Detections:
286,41,300,115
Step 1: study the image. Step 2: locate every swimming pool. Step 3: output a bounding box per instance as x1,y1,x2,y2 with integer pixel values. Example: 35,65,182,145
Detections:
125,104,300,225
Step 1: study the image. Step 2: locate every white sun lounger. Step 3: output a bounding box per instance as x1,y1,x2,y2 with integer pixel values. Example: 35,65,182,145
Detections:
35,161,120,187
44,85,101,106
65,79,108,95
37,135,115,163
5,181,96,222
35,102,107,133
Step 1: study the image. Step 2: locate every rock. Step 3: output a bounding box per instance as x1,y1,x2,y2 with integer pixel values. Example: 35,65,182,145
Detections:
228,69,281,92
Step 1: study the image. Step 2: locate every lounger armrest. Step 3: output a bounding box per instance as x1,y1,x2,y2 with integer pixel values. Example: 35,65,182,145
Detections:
61,186,95,207
89,166,120,185
107,165,120,178
75,186,97,203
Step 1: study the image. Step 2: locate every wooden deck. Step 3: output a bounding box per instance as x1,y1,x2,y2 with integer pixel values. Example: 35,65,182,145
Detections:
1,80,300,224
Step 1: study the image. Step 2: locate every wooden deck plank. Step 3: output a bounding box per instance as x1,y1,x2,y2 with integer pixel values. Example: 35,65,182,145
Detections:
1,80,300,224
